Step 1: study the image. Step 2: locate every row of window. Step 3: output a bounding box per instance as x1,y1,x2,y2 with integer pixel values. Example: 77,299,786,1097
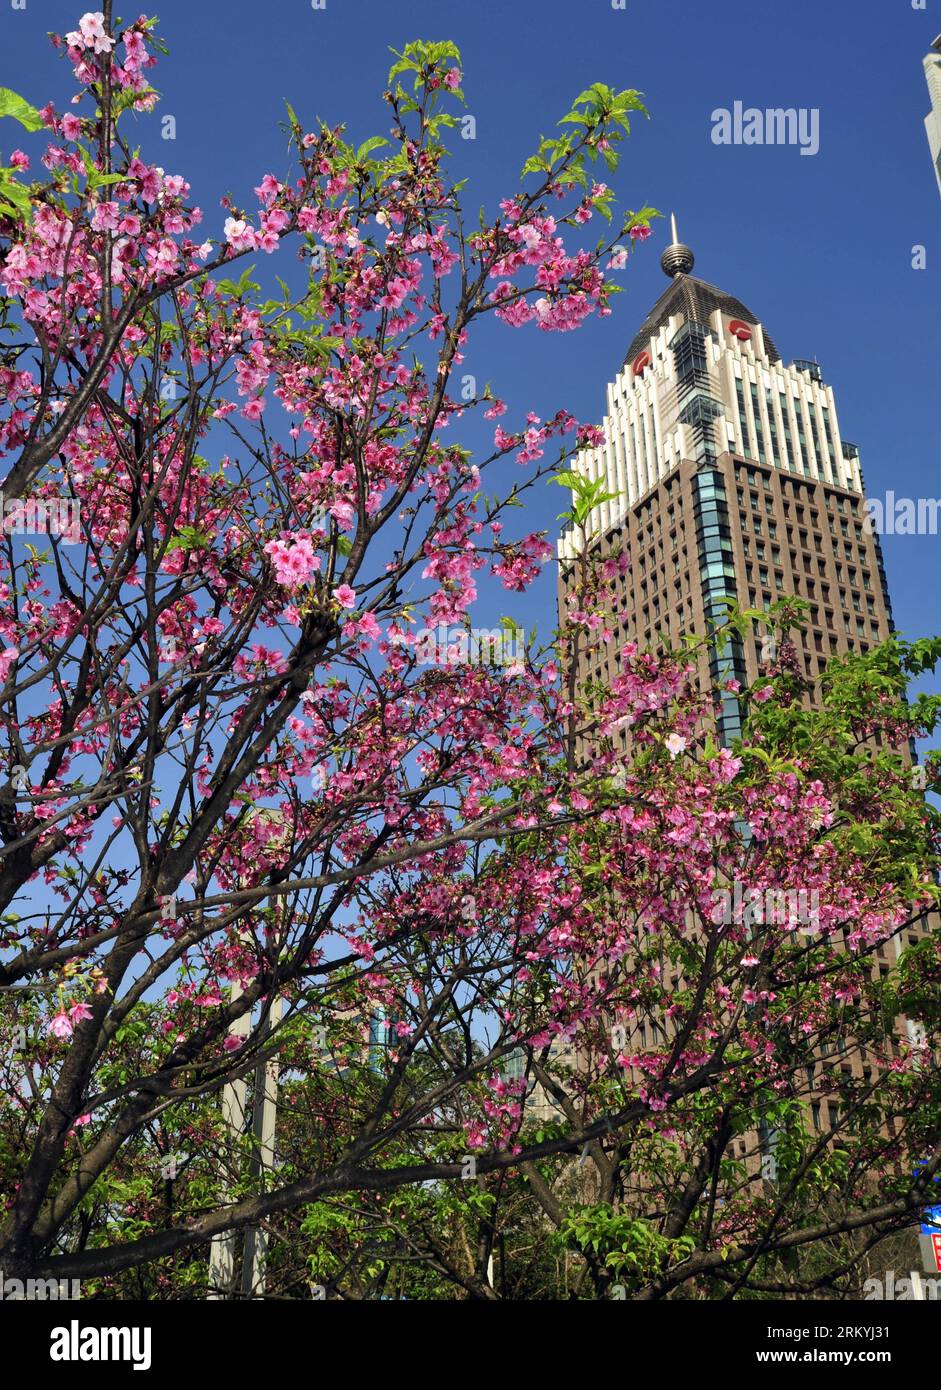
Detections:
733,378,842,483
744,562,878,615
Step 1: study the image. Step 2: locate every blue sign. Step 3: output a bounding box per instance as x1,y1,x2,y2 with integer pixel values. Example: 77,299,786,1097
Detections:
921,1205,941,1235
914,1165,941,1233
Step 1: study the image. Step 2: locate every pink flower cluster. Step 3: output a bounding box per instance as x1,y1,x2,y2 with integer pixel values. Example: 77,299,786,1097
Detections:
264,535,322,591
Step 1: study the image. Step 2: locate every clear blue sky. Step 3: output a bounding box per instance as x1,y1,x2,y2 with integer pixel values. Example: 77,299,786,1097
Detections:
3,0,940,726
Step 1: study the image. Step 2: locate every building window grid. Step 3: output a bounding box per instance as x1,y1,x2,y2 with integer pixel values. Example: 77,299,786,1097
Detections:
638,407,651,495
765,388,781,469
821,405,838,476
735,379,752,460
807,406,826,481
795,407,810,477
749,382,767,464
778,391,798,472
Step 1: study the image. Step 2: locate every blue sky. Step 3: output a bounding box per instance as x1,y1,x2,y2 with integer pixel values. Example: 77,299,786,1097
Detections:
3,0,940,723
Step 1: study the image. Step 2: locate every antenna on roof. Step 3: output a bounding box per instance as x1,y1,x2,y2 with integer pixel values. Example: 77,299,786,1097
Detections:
661,214,695,278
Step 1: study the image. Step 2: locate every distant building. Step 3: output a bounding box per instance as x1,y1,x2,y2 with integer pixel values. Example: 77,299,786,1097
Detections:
924,35,941,199
504,1038,581,1124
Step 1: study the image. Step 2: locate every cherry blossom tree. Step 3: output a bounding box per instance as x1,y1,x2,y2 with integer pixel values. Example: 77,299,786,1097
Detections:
0,9,938,1299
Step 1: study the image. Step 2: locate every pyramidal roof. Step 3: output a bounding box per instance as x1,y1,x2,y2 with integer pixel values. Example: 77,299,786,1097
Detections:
624,270,779,367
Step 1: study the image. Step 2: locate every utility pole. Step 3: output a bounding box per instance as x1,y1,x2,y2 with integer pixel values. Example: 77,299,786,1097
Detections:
207,987,284,1299
207,978,251,1300
241,995,283,1298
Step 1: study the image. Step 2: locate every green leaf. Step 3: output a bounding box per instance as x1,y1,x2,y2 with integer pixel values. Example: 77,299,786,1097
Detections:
215,266,260,299
0,88,43,133
77,145,125,192
0,170,31,218
356,136,389,161
165,526,212,554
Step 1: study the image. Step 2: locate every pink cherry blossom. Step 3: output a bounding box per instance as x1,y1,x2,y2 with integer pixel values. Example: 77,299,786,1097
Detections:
223,217,256,252
0,647,18,683
66,12,114,55
264,536,321,590
664,733,687,759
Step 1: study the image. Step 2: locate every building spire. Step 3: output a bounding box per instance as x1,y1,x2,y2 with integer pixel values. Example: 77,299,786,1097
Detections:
660,212,695,278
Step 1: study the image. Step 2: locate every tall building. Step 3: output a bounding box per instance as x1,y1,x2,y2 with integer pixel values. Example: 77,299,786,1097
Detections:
924,35,941,200
550,225,934,1195
558,219,895,745
554,226,929,1169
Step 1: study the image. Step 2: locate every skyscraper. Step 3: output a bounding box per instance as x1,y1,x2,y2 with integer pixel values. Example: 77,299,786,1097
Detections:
558,220,895,744
554,226,928,1168
924,35,941,200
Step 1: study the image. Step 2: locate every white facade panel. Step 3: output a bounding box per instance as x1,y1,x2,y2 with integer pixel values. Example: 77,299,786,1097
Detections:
558,275,864,560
